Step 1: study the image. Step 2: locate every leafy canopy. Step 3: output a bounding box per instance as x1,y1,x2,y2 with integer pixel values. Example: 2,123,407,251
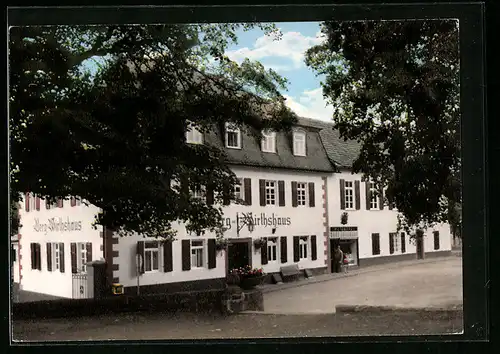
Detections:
305,20,460,232
10,24,297,239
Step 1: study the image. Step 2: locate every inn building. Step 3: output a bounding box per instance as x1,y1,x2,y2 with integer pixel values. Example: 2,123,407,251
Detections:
13,117,452,299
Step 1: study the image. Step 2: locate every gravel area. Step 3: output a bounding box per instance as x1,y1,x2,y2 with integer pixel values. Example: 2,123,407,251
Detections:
12,310,463,341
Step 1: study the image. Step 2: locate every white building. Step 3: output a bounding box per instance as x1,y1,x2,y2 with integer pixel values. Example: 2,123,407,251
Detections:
14,117,451,298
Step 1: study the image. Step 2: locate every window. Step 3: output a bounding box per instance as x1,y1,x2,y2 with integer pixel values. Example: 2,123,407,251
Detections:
191,240,204,268
78,243,87,273
372,233,381,255
225,123,241,149
433,231,440,250
299,237,308,260
28,193,36,211
345,181,354,209
234,178,243,200
186,124,203,144
369,182,379,209
265,180,276,205
191,185,205,200
261,130,276,153
45,199,58,210
30,243,41,270
144,241,160,272
293,131,306,156
390,233,400,253
267,238,278,262
52,243,59,270
296,182,307,206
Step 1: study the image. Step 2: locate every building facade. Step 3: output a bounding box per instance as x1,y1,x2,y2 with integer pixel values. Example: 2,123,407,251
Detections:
13,117,452,299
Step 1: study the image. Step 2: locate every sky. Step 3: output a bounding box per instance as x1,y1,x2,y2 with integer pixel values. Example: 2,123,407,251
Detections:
225,22,333,122
81,22,334,122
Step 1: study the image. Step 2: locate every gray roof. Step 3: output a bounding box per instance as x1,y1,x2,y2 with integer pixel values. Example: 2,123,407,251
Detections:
296,117,362,169
204,116,361,172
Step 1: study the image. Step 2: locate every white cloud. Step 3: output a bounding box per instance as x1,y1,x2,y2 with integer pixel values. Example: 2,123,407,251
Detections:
226,30,325,71
284,88,334,121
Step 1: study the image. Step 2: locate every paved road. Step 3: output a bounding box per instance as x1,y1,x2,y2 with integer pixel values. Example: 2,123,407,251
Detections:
263,257,463,314
12,311,463,341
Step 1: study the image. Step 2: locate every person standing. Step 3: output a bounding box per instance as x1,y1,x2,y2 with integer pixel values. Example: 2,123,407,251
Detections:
333,245,343,273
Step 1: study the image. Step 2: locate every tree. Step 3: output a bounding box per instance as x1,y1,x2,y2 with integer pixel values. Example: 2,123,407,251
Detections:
305,20,460,234
10,201,21,237
9,24,297,239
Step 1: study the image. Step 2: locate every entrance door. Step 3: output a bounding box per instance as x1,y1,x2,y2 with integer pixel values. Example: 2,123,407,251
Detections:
227,241,250,273
329,239,340,273
416,236,424,259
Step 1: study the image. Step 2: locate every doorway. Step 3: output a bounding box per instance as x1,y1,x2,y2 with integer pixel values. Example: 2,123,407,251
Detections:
227,239,251,273
329,239,339,273
416,235,425,259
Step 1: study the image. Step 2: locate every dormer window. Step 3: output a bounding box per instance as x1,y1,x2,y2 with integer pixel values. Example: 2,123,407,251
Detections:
261,130,276,153
293,131,306,156
225,123,241,149
186,124,203,144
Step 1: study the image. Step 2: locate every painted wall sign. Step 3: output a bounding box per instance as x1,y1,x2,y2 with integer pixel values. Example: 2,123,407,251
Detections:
330,226,358,232
223,212,291,230
33,217,83,233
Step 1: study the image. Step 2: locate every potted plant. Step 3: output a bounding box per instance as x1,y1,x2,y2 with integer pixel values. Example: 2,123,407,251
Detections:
253,237,266,249
215,237,228,252
230,265,265,290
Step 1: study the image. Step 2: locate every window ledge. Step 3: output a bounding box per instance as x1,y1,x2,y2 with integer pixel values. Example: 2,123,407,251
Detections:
226,145,242,150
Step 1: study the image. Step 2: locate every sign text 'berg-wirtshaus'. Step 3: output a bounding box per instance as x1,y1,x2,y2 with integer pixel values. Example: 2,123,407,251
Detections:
33,217,83,232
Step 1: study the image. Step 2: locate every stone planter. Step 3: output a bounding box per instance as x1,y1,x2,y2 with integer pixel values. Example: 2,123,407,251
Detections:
239,276,263,290
226,274,241,286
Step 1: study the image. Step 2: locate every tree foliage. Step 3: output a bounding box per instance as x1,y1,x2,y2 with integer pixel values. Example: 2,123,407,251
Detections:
306,20,461,233
9,24,297,239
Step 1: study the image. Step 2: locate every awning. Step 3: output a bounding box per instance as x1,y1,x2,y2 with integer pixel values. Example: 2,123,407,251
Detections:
329,226,358,240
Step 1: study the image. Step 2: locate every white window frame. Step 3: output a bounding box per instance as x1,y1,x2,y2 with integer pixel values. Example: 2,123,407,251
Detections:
77,243,87,273
225,123,241,149
391,233,401,253
28,193,37,211
370,182,379,210
53,243,61,271
267,238,278,262
293,131,306,156
344,181,355,210
296,182,307,206
191,185,205,200
186,124,204,144
234,178,243,200
265,180,276,205
191,240,205,269
261,130,276,153
299,237,309,260
144,241,160,273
